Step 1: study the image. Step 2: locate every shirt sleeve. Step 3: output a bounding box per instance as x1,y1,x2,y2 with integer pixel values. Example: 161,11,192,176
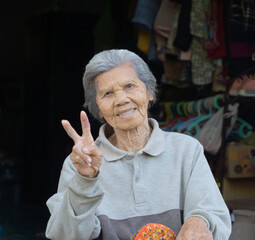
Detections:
183,142,232,240
45,156,104,240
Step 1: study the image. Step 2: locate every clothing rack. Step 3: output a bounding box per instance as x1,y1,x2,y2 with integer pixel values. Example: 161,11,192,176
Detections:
216,65,255,192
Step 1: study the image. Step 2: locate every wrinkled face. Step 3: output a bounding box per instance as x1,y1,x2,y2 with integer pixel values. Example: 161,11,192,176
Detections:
95,63,153,131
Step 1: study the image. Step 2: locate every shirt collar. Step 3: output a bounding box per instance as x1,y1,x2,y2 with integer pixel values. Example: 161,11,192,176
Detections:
95,118,165,161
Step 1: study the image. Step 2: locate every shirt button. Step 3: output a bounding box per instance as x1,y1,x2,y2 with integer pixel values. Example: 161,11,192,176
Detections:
126,156,132,160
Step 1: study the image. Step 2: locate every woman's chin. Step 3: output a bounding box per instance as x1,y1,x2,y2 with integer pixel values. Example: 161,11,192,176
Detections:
115,118,148,131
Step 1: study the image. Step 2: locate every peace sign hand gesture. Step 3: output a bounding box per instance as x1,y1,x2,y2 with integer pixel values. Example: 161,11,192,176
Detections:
61,111,103,178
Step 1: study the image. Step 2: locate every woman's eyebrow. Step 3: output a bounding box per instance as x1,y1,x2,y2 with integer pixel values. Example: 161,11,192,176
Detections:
97,78,138,93
97,87,111,95
122,78,138,84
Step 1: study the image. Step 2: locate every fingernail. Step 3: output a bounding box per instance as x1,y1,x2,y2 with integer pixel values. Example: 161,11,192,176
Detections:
82,147,88,153
87,156,92,162
88,162,91,167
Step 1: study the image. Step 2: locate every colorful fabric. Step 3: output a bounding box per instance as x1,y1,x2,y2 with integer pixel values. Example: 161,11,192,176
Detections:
203,0,219,51
190,0,226,58
206,0,227,58
131,223,176,240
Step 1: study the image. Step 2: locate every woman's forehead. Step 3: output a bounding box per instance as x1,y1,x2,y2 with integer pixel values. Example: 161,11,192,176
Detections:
94,64,141,86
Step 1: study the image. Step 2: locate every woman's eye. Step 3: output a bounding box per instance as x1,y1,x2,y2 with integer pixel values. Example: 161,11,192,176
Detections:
104,91,112,96
127,83,133,88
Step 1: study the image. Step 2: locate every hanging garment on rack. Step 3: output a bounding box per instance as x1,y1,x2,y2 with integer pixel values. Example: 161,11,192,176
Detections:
191,37,219,85
228,0,255,59
154,0,180,59
165,6,181,56
154,0,180,38
179,48,192,60
229,40,255,59
179,60,193,87
190,0,205,38
206,0,227,58
147,31,159,62
230,0,255,43
156,33,179,61
173,0,192,51
161,58,182,85
137,28,151,54
212,59,228,92
132,0,161,30
195,104,239,155
203,0,219,51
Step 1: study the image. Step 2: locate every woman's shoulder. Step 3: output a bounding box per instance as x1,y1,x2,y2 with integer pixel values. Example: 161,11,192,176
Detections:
163,130,201,148
163,130,197,140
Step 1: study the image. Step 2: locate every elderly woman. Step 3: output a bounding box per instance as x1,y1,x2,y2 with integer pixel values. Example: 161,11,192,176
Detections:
45,49,231,240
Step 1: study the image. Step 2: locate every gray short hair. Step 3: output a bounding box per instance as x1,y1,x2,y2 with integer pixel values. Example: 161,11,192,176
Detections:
82,49,157,121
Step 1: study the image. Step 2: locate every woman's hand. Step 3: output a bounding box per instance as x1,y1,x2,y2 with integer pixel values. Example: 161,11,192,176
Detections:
61,111,102,178
176,216,213,240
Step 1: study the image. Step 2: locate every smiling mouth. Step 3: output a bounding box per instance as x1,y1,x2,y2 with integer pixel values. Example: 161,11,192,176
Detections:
117,108,136,116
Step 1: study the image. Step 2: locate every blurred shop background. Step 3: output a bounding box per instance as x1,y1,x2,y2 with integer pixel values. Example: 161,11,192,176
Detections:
0,0,255,239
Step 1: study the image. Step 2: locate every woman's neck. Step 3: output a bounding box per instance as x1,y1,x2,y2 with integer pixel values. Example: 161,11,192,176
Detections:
108,121,152,153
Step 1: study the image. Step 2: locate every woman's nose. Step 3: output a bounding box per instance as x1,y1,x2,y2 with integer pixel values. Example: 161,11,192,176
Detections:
114,90,129,106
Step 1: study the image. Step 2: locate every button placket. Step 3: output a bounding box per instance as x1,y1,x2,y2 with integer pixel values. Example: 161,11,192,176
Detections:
126,153,134,160
132,156,148,205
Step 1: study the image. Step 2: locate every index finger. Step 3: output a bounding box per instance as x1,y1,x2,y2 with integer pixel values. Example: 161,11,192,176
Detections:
80,111,94,144
61,120,80,143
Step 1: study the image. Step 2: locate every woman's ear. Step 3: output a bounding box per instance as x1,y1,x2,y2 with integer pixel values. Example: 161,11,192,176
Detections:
98,111,105,123
98,110,103,119
148,91,154,101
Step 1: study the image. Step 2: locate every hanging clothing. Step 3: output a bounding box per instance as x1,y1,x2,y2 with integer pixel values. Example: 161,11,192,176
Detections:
173,0,193,51
132,0,161,30
206,0,227,58
154,0,180,39
191,37,219,85
230,0,255,43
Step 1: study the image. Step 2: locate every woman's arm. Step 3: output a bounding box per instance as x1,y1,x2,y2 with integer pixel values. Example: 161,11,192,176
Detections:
181,142,231,240
45,157,104,240
46,111,104,239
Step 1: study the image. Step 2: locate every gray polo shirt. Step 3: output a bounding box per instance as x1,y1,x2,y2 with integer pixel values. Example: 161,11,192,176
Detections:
46,119,231,240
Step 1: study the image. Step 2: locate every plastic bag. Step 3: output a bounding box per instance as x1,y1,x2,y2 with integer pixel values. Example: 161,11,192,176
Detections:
195,103,239,155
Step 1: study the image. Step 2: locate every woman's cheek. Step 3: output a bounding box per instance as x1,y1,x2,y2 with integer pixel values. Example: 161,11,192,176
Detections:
98,101,116,121
137,101,149,117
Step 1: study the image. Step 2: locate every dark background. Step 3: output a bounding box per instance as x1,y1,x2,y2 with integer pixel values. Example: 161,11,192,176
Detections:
0,0,145,238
